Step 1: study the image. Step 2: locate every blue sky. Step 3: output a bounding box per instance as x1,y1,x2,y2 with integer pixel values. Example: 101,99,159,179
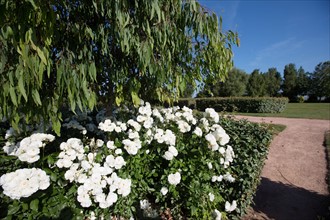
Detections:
199,0,330,74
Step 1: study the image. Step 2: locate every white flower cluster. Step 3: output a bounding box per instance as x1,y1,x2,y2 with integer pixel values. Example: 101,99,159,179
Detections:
3,133,55,163
154,129,176,146
175,106,198,133
211,172,235,184
205,124,230,151
220,145,235,168
77,172,131,208
0,168,50,199
56,138,131,208
56,138,85,168
205,108,219,123
163,146,178,161
137,102,154,129
99,119,127,133
211,200,236,219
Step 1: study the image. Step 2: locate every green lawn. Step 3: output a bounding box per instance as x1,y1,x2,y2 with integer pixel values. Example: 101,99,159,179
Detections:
234,103,330,120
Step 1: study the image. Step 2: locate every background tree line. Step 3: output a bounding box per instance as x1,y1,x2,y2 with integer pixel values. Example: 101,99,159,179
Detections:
196,61,330,102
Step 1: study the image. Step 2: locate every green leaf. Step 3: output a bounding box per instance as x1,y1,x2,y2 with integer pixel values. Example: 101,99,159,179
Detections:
115,96,123,106
38,61,45,86
50,172,58,182
18,74,27,101
9,87,17,106
47,155,55,165
27,0,37,9
22,203,29,211
88,62,97,80
8,204,20,215
30,199,39,212
131,91,140,107
32,89,42,105
36,47,47,65
52,117,61,136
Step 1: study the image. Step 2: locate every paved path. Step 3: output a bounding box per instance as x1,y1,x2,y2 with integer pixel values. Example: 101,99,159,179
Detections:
236,116,330,220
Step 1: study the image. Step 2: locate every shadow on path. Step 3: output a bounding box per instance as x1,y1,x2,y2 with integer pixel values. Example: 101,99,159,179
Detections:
250,178,330,220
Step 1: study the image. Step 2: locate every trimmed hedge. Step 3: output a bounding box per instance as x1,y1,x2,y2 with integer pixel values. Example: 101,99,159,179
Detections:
176,97,289,113
217,116,272,219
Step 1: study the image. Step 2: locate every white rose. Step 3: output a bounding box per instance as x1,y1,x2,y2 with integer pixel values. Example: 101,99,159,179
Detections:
168,172,181,185
225,200,237,212
160,187,168,195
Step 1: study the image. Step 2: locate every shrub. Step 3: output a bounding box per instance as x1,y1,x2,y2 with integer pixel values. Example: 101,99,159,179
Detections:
177,97,288,113
0,103,272,219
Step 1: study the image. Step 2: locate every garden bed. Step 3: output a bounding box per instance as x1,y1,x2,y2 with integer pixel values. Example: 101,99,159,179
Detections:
0,103,272,219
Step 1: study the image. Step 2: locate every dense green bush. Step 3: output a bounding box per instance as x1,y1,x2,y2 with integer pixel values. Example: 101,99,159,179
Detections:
177,97,289,113
0,104,272,219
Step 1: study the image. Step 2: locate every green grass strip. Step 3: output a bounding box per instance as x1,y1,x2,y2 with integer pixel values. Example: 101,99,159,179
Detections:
234,103,330,120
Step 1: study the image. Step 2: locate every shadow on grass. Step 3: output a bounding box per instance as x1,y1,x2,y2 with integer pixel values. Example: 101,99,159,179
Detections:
251,177,330,220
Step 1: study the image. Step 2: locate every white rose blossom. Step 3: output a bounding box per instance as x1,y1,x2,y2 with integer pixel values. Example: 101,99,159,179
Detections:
160,187,168,195
3,133,55,163
168,172,181,185
209,192,215,202
163,146,178,161
213,209,222,220
193,127,203,137
225,200,237,212
0,168,50,199
205,108,219,123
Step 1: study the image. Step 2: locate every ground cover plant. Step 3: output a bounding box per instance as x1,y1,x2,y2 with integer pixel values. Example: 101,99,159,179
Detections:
233,103,330,120
0,103,272,219
325,131,330,192
177,97,289,113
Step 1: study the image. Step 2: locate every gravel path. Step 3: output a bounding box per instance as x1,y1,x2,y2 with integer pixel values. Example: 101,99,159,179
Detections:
235,116,330,220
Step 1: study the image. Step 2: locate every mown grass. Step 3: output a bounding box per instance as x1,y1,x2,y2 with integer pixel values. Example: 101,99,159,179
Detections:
266,123,287,136
234,103,330,120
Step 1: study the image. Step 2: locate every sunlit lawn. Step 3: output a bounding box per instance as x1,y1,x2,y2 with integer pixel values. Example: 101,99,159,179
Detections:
234,103,330,120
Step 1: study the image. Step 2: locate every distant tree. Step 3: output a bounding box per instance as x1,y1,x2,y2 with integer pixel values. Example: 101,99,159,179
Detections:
246,69,266,97
196,68,248,97
308,61,330,101
282,63,298,101
213,68,249,97
264,68,282,96
295,67,309,96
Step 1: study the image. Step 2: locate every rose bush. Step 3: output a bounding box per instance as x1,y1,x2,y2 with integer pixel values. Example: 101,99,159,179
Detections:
0,102,272,219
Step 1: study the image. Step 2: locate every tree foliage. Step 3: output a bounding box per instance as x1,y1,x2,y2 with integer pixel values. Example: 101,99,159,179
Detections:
196,68,248,97
282,63,298,101
213,68,248,97
295,67,309,97
246,69,266,97
263,68,281,97
308,61,330,100
0,0,239,134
